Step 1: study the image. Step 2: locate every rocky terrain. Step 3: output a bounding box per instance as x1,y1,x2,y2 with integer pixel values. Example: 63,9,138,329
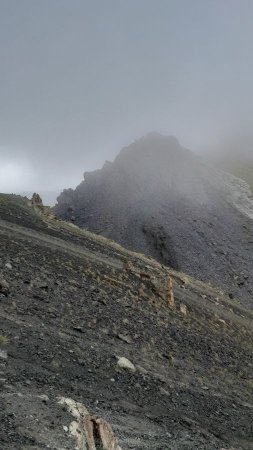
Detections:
0,193,253,449
55,133,253,309
216,156,253,194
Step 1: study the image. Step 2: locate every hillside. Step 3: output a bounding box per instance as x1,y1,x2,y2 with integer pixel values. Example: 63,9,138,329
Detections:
55,133,253,309
217,158,253,194
0,194,253,449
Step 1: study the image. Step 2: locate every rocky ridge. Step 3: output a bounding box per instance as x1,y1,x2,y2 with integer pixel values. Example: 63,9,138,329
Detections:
55,133,253,309
0,193,252,449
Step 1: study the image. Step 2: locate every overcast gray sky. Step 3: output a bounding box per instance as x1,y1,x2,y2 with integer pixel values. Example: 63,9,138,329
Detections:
1,0,253,201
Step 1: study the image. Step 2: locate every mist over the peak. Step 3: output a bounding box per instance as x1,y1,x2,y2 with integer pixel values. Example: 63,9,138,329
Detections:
1,0,253,194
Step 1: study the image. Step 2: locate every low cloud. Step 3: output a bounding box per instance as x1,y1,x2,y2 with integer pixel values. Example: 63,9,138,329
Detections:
0,159,36,192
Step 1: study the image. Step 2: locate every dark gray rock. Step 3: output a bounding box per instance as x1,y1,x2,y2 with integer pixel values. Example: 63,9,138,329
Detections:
0,278,9,296
0,192,253,449
55,133,253,308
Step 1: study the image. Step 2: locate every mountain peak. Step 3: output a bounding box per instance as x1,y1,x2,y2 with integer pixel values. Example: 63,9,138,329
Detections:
55,135,253,308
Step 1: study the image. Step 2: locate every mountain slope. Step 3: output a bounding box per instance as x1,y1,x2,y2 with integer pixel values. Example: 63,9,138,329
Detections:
0,194,253,449
55,133,253,308
217,157,253,193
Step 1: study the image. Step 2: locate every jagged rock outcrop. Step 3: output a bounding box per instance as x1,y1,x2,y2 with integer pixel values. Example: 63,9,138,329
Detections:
55,133,253,307
59,397,122,450
30,192,56,219
31,192,44,211
165,276,175,307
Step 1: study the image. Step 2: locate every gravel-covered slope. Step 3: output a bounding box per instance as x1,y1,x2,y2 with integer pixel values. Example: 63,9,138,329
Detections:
55,133,253,309
0,194,253,449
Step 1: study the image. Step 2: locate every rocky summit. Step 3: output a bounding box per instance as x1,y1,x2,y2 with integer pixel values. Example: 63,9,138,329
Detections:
55,133,253,309
0,193,253,449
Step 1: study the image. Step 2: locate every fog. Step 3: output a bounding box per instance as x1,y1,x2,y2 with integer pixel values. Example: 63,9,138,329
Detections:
1,0,253,204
